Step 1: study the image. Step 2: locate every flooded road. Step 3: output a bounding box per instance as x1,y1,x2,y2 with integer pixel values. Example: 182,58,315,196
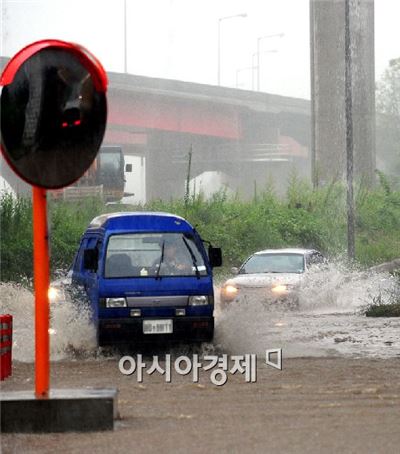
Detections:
217,309,400,358
2,356,400,454
1,264,399,362
1,265,400,454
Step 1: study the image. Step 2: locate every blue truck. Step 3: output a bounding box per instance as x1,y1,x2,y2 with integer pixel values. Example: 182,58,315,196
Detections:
70,212,222,346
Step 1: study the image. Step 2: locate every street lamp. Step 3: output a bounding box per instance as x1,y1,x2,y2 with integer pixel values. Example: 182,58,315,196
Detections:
256,33,284,90
218,13,247,85
252,50,277,91
124,0,127,73
236,66,255,88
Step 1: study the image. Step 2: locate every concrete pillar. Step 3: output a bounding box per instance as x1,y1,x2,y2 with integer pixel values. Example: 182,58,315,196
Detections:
310,0,375,186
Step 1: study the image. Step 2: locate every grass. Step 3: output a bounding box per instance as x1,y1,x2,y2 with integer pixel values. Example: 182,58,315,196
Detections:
364,268,400,317
365,290,400,317
365,303,400,317
0,177,400,283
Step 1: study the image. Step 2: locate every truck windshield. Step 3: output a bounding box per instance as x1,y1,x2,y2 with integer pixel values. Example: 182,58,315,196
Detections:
99,151,122,172
105,233,208,278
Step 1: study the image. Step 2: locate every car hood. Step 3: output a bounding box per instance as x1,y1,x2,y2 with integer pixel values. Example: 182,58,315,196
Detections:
226,272,303,288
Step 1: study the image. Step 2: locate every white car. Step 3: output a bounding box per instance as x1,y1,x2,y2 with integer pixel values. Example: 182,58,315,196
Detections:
220,248,326,308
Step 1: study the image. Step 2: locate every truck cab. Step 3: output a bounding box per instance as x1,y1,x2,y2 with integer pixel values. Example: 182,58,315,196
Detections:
71,212,222,346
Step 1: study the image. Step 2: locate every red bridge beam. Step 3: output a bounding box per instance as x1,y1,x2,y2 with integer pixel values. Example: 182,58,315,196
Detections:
108,92,242,140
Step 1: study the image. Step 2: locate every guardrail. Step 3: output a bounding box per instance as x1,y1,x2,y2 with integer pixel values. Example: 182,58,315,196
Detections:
0,314,13,380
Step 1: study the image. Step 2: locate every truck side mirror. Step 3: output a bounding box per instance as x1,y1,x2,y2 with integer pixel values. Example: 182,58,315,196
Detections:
208,246,222,268
83,248,98,272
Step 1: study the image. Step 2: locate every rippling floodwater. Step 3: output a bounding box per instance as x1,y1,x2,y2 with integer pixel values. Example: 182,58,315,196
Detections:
0,264,399,362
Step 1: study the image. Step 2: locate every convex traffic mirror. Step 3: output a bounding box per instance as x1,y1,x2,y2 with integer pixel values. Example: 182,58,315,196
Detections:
0,40,107,189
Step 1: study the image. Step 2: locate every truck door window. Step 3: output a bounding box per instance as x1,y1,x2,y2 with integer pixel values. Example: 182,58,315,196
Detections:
83,237,101,273
73,238,88,272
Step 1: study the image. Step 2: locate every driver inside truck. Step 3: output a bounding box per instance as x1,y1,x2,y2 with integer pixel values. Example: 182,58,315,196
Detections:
154,237,193,276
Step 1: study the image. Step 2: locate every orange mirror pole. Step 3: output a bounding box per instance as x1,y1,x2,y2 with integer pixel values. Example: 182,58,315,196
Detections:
1,40,107,402
32,186,50,398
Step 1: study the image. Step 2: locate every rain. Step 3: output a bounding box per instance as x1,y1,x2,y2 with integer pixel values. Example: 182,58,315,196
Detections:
1,0,400,451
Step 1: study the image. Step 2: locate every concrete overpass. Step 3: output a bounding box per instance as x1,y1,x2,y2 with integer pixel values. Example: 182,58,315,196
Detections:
1,56,311,200
104,72,311,200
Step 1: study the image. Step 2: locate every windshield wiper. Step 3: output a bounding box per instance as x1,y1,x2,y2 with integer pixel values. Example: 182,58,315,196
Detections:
182,237,200,279
155,240,165,280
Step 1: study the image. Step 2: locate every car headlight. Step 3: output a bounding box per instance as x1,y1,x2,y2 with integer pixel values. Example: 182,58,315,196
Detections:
271,283,296,295
106,297,127,308
220,284,239,302
271,284,288,294
189,295,209,306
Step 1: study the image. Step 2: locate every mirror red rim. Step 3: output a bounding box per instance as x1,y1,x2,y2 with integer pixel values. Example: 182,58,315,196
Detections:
0,40,108,189
0,39,108,92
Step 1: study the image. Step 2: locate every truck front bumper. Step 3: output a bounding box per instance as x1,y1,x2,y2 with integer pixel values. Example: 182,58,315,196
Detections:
98,316,214,346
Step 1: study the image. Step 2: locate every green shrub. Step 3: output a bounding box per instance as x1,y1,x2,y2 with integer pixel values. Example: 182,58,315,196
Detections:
1,178,399,283
365,289,400,317
0,193,33,282
365,303,400,317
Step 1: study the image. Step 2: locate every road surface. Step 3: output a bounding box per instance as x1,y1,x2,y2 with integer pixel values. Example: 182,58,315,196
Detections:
2,356,400,453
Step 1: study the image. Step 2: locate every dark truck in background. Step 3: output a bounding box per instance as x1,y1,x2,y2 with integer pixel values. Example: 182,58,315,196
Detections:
50,145,125,202
94,146,125,202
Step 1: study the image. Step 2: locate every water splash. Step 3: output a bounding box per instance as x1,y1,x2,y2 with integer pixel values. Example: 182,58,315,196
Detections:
1,262,399,362
49,284,97,360
0,282,96,362
214,262,400,358
298,261,398,312
1,283,35,362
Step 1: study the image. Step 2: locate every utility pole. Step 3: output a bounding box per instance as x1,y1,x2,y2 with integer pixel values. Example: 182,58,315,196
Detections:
124,0,127,73
217,13,247,85
256,33,284,90
345,0,355,261
184,145,193,210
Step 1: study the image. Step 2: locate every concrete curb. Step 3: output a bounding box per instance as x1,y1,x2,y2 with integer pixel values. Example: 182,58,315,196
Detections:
1,388,118,433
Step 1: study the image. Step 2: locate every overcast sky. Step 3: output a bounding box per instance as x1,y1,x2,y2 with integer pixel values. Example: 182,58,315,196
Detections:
1,0,399,99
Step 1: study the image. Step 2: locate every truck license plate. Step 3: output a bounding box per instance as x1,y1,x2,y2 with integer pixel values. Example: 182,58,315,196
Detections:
143,319,173,334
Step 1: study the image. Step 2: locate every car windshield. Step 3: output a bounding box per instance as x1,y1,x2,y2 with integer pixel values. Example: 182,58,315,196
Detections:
239,253,305,274
104,232,207,278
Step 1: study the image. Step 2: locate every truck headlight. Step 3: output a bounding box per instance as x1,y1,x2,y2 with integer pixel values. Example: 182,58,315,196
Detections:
106,297,127,308
48,286,65,303
189,295,209,306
